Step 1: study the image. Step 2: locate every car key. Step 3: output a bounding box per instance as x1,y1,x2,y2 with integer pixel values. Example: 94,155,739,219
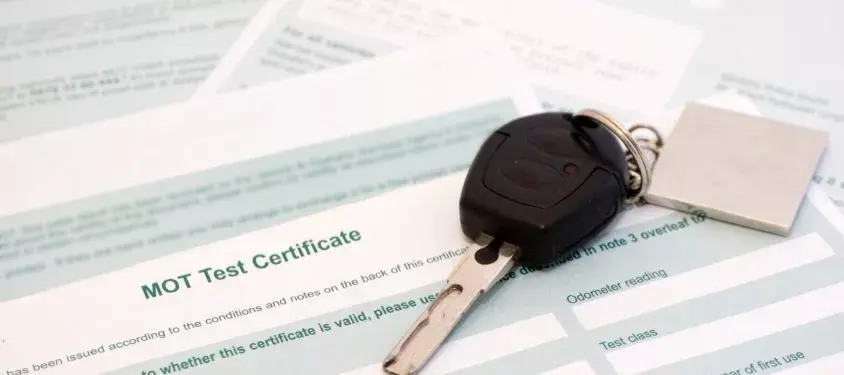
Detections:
382,109,656,374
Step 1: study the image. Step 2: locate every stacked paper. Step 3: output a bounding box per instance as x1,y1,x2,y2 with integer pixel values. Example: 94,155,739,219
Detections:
1,1,844,374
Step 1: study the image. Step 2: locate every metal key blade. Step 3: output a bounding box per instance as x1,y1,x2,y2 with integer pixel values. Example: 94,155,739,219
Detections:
382,238,518,375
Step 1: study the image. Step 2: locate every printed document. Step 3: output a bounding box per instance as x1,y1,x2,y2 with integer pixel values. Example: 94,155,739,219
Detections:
0,0,265,142
0,30,540,301
4,0,843,207
2,1,844,374
3,140,844,374
2,28,844,375
205,0,844,209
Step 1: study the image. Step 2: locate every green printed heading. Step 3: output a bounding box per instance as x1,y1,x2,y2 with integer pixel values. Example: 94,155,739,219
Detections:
139,230,362,299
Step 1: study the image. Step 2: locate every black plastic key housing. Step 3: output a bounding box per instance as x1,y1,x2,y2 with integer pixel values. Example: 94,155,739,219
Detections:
459,112,628,266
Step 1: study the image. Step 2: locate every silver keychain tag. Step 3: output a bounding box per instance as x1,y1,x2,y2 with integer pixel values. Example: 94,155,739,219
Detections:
579,103,829,236
640,103,829,235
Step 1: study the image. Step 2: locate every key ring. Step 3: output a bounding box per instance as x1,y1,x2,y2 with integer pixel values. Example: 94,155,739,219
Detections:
573,108,663,204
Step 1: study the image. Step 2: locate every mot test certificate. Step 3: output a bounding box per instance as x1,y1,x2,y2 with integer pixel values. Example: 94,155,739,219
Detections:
1,2,844,375
0,30,550,373
2,154,844,375
1,31,844,375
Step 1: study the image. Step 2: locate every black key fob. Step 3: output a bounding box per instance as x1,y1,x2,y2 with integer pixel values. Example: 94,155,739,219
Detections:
458,112,629,266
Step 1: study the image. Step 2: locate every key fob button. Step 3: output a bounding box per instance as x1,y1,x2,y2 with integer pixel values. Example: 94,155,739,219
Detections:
526,126,570,158
482,116,593,209
498,159,563,190
485,158,566,208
